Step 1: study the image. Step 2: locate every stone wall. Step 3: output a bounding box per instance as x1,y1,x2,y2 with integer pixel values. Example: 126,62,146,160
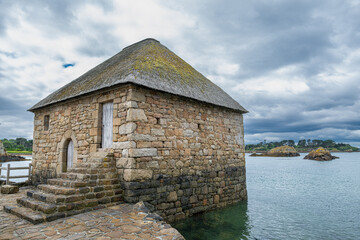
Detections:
114,86,247,222
31,85,131,183
32,84,247,221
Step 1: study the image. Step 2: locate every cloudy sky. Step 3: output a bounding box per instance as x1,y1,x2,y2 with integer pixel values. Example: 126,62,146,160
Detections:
0,0,359,146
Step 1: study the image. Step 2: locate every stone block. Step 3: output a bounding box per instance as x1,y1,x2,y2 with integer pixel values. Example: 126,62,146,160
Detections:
1,185,19,194
184,129,194,137
113,118,122,126
127,90,146,102
151,128,165,136
168,191,177,202
123,169,153,181
116,158,136,169
189,195,198,203
113,141,136,150
119,101,138,109
126,109,148,122
214,195,220,204
90,128,101,136
119,122,137,135
128,134,156,141
147,161,159,169
129,148,157,157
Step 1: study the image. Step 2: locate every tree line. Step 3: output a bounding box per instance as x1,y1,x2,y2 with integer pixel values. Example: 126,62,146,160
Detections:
1,138,33,151
246,139,359,152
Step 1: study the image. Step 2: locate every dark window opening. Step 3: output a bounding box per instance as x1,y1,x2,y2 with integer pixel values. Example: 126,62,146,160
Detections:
156,118,160,124
44,115,50,131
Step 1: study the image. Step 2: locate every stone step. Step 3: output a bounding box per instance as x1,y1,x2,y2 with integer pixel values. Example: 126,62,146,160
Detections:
59,173,95,181
38,184,84,195
26,190,88,204
59,172,118,181
17,197,57,214
76,162,116,169
49,179,91,188
47,179,88,188
4,194,124,224
97,178,120,186
4,205,62,224
68,167,117,174
26,190,66,204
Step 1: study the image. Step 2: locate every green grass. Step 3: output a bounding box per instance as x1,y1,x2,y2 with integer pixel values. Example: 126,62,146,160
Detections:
7,151,32,154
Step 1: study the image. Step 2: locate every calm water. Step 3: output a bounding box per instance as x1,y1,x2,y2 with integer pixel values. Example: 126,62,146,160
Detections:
0,155,31,183
173,152,360,240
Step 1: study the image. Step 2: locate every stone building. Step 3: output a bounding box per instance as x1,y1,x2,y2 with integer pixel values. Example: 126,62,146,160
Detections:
6,39,248,223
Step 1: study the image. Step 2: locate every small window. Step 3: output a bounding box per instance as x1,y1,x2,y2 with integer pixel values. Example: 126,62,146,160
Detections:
44,115,50,131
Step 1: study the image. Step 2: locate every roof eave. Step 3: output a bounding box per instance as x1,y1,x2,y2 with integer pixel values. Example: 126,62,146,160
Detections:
28,81,248,114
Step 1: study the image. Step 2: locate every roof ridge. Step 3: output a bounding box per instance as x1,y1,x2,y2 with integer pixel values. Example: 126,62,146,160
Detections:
122,38,160,51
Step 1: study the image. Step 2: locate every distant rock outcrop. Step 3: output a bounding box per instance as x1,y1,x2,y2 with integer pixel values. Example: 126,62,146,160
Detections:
304,147,338,161
0,140,25,162
250,145,300,157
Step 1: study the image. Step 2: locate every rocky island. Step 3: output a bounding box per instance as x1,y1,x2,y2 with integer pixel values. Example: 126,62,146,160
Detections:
250,145,300,157
304,147,339,161
0,140,25,162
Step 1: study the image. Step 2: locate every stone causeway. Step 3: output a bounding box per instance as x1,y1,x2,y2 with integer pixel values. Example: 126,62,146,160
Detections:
0,187,184,239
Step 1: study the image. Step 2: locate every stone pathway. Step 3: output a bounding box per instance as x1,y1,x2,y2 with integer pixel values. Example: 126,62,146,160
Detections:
0,187,184,240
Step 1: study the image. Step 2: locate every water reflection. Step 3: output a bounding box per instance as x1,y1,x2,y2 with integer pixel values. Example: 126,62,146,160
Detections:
173,201,251,240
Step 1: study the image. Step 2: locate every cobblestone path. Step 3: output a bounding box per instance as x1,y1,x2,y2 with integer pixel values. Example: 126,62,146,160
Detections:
0,187,184,240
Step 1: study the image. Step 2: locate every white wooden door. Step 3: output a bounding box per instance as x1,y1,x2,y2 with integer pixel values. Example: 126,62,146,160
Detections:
102,102,113,148
67,140,74,169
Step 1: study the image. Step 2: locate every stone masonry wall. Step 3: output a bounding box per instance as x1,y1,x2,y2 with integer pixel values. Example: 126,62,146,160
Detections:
115,86,247,222
32,83,247,222
31,85,131,183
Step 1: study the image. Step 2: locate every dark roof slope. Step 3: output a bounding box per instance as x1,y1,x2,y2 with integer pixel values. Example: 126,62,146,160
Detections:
29,38,247,113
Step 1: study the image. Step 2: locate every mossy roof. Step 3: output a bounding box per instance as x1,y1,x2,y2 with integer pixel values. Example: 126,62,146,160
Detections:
29,38,247,113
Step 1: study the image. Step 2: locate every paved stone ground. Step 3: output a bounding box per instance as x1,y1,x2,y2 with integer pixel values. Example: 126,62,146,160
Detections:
0,187,184,240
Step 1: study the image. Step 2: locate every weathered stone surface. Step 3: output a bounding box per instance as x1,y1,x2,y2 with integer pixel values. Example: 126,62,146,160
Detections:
129,148,158,157
113,141,136,150
0,188,185,239
304,147,339,161
1,185,19,194
126,109,148,122
151,128,165,136
168,191,177,202
118,122,137,135
128,134,156,141
30,84,246,223
119,101,138,109
127,90,146,102
116,158,136,169
123,169,153,181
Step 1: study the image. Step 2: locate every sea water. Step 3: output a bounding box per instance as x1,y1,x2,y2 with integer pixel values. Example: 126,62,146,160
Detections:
173,152,360,240
0,155,32,183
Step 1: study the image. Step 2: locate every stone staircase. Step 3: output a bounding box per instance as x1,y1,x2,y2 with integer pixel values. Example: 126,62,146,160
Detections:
4,152,123,224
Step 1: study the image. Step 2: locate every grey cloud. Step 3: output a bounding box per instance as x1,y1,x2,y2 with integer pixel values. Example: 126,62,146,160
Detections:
0,0,359,147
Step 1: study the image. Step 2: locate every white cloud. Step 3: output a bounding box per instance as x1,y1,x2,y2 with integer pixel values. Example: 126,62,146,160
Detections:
0,0,359,147
234,65,310,95
216,62,240,76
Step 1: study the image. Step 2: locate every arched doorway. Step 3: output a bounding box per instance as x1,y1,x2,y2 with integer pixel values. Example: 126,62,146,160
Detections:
66,139,74,169
57,130,78,174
